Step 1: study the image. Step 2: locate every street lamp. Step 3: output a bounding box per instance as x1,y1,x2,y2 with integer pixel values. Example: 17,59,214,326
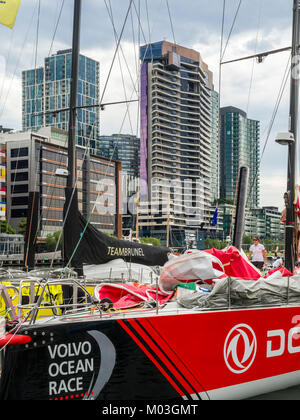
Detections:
275,131,297,273
275,132,295,146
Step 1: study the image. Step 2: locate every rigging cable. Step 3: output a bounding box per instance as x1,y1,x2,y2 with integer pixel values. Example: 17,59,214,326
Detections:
246,53,291,209
218,0,226,101
34,0,41,71
25,0,68,266
31,3,69,258
0,28,14,105
133,0,141,135
239,0,263,212
103,0,142,268
6,1,40,260
246,0,263,115
0,2,38,120
50,0,157,272
100,0,134,105
105,0,135,135
221,0,243,62
24,0,42,269
48,0,66,57
218,0,226,228
62,0,164,273
58,0,135,272
106,0,139,98
166,0,176,46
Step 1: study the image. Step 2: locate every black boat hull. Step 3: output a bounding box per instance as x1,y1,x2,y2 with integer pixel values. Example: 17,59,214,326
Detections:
0,317,182,401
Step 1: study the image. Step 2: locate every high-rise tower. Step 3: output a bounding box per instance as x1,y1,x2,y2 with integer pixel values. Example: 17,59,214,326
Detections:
220,106,260,208
22,49,100,154
139,41,218,245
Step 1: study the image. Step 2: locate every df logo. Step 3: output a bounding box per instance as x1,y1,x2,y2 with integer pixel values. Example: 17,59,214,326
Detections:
224,324,257,374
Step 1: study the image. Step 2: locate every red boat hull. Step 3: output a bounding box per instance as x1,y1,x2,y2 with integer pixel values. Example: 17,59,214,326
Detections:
122,306,300,399
1,305,300,400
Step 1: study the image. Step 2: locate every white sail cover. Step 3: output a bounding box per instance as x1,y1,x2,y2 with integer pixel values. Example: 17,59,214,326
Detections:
178,271,300,309
83,259,159,284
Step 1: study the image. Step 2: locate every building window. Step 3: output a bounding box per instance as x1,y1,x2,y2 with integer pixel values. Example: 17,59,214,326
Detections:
11,160,29,170
12,196,29,206
11,209,27,218
11,184,28,194
11,148,29,158
11,172,28,182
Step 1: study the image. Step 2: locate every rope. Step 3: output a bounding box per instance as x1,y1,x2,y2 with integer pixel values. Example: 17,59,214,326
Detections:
221,0,243,62
166,0,176,46
0,2,37,119
48,0,153,276
100,0,134,105
48,0,65,57
246,54,291,208
246,0,263,115
61,0,136,273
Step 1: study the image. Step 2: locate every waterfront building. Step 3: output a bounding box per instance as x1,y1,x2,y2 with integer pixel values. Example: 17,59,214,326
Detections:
0,127,121,237
138,40,218,245
0,234,24,255
121,173,139,236
219,202,284,244
98,134,140,236
99,134,140,177
22,49,100,154
0,126,12,134
220,106,260,208
250,206,285,242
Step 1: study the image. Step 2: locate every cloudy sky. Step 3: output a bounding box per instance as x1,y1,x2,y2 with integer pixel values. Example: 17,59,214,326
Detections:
0,0,296,210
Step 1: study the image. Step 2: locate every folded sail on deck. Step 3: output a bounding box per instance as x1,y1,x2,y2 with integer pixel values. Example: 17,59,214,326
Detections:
63,188,171,271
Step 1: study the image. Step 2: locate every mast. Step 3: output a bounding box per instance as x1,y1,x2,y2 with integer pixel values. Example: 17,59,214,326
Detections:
166,193,171,248
67,0,82,190
63,0,82,271
135,185,139,239
285,0,300,272
232,166,249,250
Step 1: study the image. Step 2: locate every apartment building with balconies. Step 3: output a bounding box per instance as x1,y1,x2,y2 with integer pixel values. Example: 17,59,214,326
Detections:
138,41,219,245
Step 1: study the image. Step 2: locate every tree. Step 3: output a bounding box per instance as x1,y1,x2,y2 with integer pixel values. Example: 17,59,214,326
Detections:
140,237,161,247
45,231,62,252
17,217,27,236
204,238,227,250
0,220,16,234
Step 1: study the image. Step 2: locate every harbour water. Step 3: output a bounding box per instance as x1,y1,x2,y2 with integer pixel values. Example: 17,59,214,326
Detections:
249,385,300,400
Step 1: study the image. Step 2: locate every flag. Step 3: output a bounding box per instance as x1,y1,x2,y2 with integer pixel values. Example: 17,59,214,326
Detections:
0,0,21,29
211,206,218,226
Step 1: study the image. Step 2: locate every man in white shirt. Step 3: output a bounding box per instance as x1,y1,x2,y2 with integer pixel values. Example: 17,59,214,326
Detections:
248,236,267,270
273,256,283,269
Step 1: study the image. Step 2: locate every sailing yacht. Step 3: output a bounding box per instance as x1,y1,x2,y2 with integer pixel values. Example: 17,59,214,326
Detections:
1,0,300,401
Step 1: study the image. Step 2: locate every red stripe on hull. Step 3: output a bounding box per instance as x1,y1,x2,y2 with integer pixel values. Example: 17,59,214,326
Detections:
126,318,198,397
136,317,207,396
117,319,184,397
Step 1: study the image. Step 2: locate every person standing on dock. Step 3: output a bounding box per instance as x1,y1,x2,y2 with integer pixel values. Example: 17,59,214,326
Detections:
248,236,267,270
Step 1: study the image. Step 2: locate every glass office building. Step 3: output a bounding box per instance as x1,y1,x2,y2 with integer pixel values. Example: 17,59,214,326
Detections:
99,134,140,177
22,49,100,154
2,127,121,237
220,106,260,208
